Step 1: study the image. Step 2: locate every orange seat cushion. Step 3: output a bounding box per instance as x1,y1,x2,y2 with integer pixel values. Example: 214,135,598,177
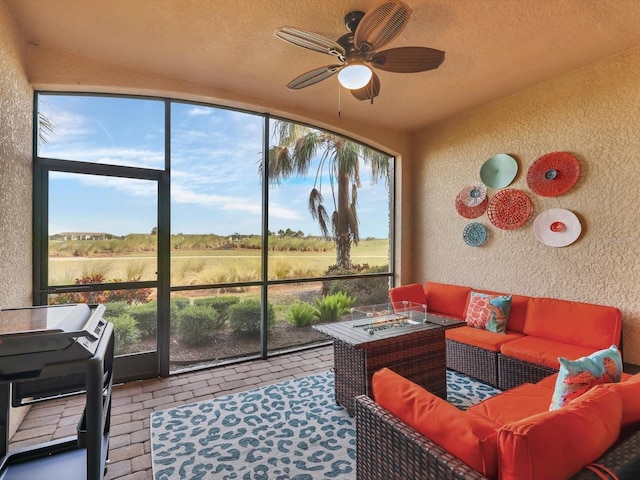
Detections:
536,373,558,389
468,383,552,427
446,326,524,352
372,367,498,478
424,282,471,319
498,387,622,480
523,297,621,350
499,336,598,369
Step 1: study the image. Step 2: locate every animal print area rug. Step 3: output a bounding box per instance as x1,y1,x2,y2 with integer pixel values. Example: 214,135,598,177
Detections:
151,370,500,480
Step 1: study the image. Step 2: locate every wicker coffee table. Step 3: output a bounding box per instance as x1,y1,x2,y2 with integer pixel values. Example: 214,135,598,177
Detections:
314,303,461,414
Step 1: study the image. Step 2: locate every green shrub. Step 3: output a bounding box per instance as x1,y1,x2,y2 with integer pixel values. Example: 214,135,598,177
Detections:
128,301,157,336
103,301,129,320
314,292,356,323
193,296,239,323
111,313,141,355
171,297,191,310
286,301,319,327
169,297,191,334
228,299,275,335
322,264,390,305
176,304,224,346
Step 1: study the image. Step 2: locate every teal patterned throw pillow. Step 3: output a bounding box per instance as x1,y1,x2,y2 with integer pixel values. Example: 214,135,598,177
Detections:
550,345,623,411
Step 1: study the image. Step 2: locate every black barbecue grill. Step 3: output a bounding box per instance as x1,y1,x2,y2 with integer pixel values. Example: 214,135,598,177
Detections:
0,303,108,379
0,303,113,480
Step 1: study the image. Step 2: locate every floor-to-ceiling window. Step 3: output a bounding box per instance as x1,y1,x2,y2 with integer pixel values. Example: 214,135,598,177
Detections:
34,93,394,380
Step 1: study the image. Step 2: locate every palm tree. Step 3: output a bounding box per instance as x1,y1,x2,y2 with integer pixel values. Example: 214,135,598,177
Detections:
267,121,390,269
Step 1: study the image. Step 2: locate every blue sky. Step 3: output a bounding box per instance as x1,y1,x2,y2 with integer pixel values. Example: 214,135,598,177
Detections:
39,95,391,238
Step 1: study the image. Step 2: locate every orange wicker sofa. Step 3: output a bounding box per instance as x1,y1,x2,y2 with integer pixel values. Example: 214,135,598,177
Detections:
388,281,623,390
355,367,640,480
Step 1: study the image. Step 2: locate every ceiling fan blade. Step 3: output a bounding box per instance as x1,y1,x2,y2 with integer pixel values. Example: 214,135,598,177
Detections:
370,46,445,73
350,72,381,102
354,1,412,52
287,65,343,90
275,27,345,58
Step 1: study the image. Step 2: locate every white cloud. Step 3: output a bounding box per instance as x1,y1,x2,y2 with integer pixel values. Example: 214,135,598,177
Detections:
269,204,303,220
187,107,212,116
43,110,91,138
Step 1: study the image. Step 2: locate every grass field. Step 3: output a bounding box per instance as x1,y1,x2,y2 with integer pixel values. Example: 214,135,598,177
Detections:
48,238,390,286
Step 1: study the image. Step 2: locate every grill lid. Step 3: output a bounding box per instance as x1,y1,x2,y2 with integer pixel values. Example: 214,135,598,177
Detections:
0,304,104,357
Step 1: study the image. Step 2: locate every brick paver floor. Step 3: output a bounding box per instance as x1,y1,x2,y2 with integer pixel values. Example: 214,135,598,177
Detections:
9,344,334,480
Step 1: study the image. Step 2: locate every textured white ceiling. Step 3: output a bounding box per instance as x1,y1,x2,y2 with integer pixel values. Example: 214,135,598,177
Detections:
6,0,640,131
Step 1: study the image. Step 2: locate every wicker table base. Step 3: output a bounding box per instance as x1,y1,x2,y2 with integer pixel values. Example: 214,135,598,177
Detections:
317,320,446,414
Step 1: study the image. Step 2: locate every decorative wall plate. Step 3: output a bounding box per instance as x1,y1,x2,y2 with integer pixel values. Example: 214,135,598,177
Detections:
527,152,580,197
463,222,488,247
458,184,487,207
480,154,518,189
533,208,582,247
487,189,532,230
455,192,488,219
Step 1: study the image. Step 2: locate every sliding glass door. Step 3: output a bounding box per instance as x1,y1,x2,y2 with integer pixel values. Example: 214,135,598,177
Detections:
34,94,166,382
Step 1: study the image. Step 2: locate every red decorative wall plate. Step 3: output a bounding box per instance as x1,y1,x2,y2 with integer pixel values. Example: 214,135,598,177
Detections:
455,192,487,219
487,189,532,230
527,152,580,197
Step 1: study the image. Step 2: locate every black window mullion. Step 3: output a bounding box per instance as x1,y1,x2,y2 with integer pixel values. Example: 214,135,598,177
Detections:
157,100,171,376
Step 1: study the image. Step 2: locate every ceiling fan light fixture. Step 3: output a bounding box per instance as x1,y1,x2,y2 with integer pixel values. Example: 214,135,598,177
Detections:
338,64,372,89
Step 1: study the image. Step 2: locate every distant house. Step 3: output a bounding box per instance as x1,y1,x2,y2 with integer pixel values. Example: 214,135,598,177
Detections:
50,232,112,241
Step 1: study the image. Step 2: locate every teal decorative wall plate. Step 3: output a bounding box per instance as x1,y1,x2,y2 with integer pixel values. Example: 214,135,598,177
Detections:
480,154,518,189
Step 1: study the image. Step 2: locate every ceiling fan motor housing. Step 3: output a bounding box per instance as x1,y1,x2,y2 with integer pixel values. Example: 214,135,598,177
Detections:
344,11,365,32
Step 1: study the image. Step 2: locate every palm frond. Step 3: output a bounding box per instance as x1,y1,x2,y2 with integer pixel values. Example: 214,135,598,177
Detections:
348,203,360,245
337,141,361,185
363,149,391,186
308,188,324,221
271,121,312,148
266,145,296,184
293,132,319,175
317,205,331,238
330,210,339,238
38,111,55,144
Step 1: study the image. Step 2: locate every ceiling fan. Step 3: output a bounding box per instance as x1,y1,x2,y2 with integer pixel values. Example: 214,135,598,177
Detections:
274,0,445,103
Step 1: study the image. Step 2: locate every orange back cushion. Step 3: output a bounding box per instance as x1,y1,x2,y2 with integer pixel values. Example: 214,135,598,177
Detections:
372,367,498,478
523,297,621,349
388,283,426,306
600,378,640,425
424,282,471,319
498,386,622,480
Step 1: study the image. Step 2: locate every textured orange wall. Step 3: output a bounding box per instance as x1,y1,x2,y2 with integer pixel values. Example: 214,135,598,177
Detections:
408,48,640,363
